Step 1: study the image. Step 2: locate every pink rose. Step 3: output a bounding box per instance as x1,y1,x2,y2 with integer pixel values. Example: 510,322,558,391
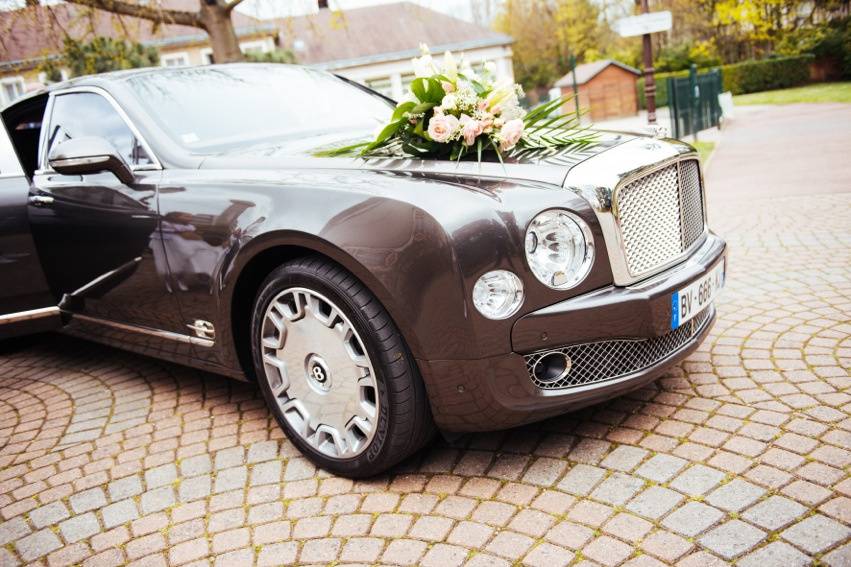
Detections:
460,114,484,146
499,118,524,151
427,113,459,143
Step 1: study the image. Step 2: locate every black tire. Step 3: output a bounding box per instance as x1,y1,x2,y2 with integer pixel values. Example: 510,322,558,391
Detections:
250,255,435,477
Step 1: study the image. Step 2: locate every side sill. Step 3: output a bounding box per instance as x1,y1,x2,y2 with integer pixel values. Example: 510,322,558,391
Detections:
0,306,61,325
68,313,215,348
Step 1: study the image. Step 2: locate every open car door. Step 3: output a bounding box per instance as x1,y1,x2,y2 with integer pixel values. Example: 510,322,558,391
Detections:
0,106,61,339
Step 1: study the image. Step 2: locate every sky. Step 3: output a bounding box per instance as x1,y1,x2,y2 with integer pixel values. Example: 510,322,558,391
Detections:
236,0,493,23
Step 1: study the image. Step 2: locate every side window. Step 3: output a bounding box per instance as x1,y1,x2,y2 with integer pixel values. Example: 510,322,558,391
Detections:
45,92,154,168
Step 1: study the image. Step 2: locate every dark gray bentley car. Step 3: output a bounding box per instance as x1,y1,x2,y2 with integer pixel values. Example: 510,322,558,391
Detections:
0,64,725,476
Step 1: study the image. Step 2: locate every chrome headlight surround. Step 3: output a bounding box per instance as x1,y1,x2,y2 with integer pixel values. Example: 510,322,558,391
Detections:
525,209,594,290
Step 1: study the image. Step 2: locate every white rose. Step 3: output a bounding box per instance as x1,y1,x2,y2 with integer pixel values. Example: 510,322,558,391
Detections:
441,94,458,110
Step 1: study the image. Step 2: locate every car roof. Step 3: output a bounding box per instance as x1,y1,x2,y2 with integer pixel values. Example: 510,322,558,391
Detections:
5,63,301,109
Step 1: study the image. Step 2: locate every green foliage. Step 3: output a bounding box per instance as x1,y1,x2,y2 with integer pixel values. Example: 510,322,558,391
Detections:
721,55,813,94
638,55,814,108
656,40,722,73
245,49,297,64
779,16,851,79
52,37,159,78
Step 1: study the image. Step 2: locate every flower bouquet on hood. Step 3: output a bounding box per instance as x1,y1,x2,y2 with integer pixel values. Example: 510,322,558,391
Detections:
322,45,596,162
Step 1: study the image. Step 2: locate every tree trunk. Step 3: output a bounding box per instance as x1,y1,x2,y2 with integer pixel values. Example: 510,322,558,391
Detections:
198,1,244,63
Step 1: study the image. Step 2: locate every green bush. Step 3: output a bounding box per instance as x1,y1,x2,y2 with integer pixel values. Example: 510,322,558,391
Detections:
721,55,813,94
638,55,814,108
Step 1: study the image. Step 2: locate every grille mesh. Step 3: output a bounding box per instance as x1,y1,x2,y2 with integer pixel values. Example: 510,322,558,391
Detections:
524,307,712,391
679,161,705,248
615,159,706,277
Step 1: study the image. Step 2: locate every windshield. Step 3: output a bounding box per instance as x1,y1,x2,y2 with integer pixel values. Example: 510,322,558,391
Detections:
124,65,392,154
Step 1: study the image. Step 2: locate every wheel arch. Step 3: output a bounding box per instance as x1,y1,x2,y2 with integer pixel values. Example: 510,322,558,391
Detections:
226,231,426,381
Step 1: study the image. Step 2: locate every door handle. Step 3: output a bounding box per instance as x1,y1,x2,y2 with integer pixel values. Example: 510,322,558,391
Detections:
28,195,55,208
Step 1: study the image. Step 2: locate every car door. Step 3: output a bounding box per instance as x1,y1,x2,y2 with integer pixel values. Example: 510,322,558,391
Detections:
28,88,186,334
0,110,61,339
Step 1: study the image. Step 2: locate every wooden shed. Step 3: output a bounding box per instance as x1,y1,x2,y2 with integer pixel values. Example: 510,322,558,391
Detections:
555,60,641,121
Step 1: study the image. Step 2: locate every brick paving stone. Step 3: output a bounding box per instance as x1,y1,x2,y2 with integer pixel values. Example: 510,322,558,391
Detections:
299,537,340,563
381,538,428,565
101,498,139,529
635,454,687,482
698,519,766,559
69,487,106,513
557,464,606,496
28,501,70,529
522,542,575,567
737,542,811,567
590,472,645,505
641,530,694,562
600,446,649,472
545,521,594,549
661,502,724,537
59,512,100,543
420,543,468,567
256,542,298,566
741,495,807,530
603,512,653,540
706,478,765,512
487,530,535,559
582,535,633,566
669,465,726,496
822,543,851,567
626,486,684,520
447,520,492,548
15,528,62,562
781,514,851,554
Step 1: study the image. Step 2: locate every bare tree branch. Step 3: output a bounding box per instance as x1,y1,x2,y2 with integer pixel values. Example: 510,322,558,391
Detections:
62,0,201,28
225,0,249,14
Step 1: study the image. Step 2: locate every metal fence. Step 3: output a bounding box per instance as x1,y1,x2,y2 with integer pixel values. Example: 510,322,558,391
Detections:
667,65,723,139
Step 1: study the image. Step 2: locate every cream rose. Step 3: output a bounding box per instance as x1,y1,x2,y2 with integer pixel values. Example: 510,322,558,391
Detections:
499,118,524,151
427,114,459,143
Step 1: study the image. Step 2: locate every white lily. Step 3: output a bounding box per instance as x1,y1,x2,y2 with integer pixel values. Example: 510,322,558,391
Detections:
443,51,458,82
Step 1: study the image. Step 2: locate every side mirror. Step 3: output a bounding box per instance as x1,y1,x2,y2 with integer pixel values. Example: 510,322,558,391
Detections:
48,136,134,185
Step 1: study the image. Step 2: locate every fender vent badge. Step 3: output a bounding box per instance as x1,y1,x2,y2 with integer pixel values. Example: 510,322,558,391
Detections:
187,320,215,340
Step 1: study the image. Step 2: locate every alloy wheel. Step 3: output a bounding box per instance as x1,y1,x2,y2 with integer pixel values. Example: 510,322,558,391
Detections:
260,287,379,459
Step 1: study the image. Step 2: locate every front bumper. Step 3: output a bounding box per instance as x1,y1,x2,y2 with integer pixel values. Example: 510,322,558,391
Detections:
418,233,726,432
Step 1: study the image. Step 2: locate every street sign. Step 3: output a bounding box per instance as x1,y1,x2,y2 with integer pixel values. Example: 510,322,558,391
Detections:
615,11,672,37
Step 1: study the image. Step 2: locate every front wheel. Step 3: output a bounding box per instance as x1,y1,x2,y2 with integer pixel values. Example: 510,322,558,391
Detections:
250,256,434,477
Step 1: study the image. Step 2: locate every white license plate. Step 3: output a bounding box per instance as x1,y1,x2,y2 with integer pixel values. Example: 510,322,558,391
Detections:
671,262,724,330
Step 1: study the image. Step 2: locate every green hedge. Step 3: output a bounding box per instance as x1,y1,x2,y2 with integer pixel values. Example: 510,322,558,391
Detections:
638,55,815,108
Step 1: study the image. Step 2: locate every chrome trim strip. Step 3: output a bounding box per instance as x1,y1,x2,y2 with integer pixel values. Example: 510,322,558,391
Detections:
70,313,215,347
0,306,60,325
38,86,163,172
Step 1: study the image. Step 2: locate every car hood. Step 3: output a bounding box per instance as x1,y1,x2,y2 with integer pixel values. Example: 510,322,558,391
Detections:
198,129,638,188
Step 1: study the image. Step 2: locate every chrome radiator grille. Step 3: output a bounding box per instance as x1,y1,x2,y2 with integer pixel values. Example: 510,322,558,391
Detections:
525,307,712,391
615,160,705,277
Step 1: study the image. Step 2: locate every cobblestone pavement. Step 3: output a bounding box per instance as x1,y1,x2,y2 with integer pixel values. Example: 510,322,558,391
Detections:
1,110,850,567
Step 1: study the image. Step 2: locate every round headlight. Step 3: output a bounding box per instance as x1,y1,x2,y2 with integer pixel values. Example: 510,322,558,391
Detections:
472,270,524,320
525,210,594,289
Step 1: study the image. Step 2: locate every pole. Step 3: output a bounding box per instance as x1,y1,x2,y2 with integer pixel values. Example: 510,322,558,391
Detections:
637,0,657,124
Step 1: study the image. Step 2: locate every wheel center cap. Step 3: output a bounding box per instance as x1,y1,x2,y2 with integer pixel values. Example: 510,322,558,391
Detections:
305,354,332,392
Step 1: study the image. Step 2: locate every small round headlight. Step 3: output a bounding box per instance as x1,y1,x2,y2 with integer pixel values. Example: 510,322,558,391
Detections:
525,210,594,289
472,270,524,320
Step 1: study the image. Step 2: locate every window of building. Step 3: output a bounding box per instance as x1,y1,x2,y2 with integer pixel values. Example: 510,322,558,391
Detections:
161,52,190,67
1,77,25,105
240,40,272,55
365,76,393,98
200,48,214,65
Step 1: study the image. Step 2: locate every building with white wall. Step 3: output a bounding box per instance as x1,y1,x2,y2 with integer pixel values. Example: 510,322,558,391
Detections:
280,2,514,100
